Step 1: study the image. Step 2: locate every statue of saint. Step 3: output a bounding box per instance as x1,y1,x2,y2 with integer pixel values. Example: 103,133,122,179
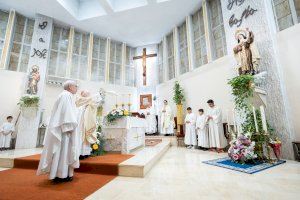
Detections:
233,28,260,75
27,65,40,95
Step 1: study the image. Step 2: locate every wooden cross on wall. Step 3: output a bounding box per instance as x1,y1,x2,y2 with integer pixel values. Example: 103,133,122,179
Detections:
133,48,157,86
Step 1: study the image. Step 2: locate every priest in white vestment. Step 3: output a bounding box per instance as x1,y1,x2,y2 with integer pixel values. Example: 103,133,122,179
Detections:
76,91,101,159
206,100,227,152
184,107,197,149
160,100,174,136
145,105,157,134
196,109,209,149
0,116,15,150
37,80,79,182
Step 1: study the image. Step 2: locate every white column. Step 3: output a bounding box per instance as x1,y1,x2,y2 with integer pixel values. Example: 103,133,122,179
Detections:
15,14,53,149
162,36,168,81
66,27,74,78
186,15,195,71
105,38,111,83
202,0,214,62
121,43,126,85
87,32,93,81
173,27,180,77
0,9,15,69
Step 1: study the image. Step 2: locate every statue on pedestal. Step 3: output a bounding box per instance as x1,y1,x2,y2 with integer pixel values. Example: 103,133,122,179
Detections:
233,28,260,75
27,65,40,95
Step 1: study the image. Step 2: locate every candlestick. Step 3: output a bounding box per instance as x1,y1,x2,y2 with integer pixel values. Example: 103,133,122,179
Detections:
260,106,268,133
252,106,259,132
226,109,230,133
233,109,237,133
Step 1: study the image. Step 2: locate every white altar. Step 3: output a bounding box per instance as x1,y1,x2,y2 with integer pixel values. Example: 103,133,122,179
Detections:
102,117,147,154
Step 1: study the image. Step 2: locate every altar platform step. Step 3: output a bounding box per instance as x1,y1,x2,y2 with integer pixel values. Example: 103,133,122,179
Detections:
0,140,171,177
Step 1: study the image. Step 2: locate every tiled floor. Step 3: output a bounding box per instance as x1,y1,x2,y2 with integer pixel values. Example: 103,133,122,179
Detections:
86,147,300,200
0,148,42,159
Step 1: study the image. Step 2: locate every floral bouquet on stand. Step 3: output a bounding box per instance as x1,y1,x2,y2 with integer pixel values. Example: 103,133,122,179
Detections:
269,138,282,161
104,108,130,125
228,134,257,164
90,124,106,156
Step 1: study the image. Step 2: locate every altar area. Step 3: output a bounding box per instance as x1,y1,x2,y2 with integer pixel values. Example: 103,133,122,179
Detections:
102,117,147,154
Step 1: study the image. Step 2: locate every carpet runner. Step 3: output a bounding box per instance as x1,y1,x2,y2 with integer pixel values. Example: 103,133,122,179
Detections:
0,154,133,200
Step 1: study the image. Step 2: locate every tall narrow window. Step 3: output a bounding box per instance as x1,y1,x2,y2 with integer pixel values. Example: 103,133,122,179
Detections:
109,40,122,85
178,22,189,75
91,35,106,82
8,14,34,72
208,0,227,59
70,31,89,80
166,32,175,80
192,8,207,68
273,0,295,30
295,0,300,22
0,10,9,60
158,41,164,84
125,46,135,87
48,25,69,78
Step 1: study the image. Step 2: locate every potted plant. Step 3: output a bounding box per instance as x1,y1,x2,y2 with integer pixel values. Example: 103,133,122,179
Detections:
173,81,185,135
18,95,40,118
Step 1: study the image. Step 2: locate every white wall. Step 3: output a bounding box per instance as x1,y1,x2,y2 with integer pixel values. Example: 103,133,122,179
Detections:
156,56,235,122
0,70,26,125
41,80,138,123
276,23,300,141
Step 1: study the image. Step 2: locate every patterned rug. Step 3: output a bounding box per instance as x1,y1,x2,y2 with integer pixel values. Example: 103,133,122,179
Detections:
145,139,162,147
203,157,286,174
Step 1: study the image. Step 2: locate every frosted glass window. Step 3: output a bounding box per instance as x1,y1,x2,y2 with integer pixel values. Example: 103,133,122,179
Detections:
178,22,189,75
295,0,300,22
125,46,135,87
91,35,106,82
158,41,164,84
273,0,295,30
0,10,9,59
8,14,34,72
166,32,175,80
109,40,122,85
192,8,208,67
70,31,89,80
48,25,70,77
208,0,227,59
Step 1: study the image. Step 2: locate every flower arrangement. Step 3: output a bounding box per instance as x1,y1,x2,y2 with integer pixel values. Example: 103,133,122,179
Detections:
269,138,282,160
18,95,40,107
90,125,106,156
104,108,130,125
228,134,257,164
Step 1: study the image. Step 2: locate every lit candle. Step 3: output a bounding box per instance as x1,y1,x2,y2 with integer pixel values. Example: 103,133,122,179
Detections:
260,106,268,133
252,106,259,132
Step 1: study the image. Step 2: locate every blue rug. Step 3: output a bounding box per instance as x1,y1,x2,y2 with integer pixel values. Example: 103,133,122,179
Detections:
203,157,286,174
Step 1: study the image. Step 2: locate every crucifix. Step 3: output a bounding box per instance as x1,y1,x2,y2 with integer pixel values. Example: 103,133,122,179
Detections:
133,48,157,86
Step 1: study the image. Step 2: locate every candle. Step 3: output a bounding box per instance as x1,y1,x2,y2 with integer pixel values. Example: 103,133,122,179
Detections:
252,106,259,132
226,109,230,132
233,109,237,132
260,106,268,133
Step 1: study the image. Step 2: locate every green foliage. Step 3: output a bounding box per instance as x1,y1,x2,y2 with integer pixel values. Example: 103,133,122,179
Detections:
105,113,124,125
90,128,106,157
228,75,254,110
173,81,185,105
18,95,39,107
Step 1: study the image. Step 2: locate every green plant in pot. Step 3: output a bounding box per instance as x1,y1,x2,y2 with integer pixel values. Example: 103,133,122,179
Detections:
173,81,185,135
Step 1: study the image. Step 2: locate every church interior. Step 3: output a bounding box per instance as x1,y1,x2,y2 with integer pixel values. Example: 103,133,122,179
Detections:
0,0,300,199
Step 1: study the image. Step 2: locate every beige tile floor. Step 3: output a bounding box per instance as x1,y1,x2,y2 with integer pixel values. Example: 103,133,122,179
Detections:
86,147,300,200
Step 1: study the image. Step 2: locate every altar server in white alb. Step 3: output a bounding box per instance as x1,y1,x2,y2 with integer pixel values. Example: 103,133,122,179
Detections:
145,105,157,134
160,100,174,136
184,107,197,149
37,80,79,183
0,116,15,150
196,109,209,150
76,90,101,159
206,99,227,152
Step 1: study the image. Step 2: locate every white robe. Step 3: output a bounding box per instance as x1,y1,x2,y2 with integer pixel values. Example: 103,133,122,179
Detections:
160,105,174,135
207,106,227,148
184,113,197,146
196,114,209,148
0,122,15,148
145,107,157,134
37,90,79,180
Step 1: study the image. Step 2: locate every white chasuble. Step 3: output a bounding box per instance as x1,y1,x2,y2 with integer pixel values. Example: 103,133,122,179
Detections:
37,90,79,179
0,122,15,148
184,113,197,146
207,107,227,148
196,114,209,148
160,105,174,135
